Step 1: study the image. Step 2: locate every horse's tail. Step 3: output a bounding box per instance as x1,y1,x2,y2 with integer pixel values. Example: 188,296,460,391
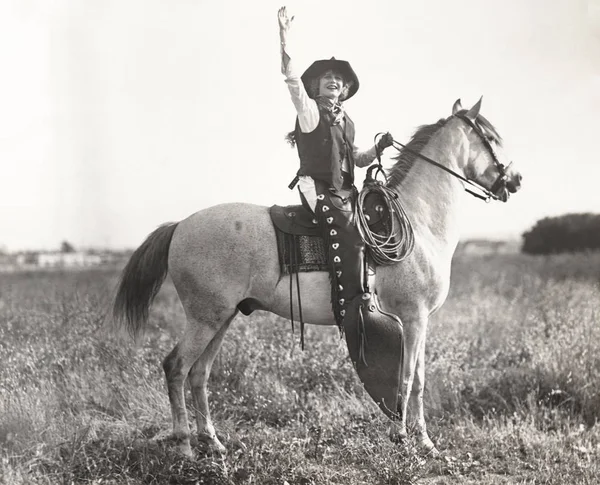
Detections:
112,222,179,340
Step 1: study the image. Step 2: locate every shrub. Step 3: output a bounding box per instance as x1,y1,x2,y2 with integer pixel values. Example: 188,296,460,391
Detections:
522,213,600,254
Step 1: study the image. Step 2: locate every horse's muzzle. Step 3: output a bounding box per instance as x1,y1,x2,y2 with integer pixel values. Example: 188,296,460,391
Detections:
506,172,522,193
496,171,522,201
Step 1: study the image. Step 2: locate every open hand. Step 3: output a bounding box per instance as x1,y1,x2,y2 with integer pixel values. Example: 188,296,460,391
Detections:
278,6,294,40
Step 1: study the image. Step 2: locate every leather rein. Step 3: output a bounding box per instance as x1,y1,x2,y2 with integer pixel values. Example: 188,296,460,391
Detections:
380,114,511,202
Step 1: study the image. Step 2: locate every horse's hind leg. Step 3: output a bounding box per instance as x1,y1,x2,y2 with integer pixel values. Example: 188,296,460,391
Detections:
162,312,235,457
188,313,236,455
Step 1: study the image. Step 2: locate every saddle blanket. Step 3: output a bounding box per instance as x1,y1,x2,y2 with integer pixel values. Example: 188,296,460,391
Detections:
275,231,328,275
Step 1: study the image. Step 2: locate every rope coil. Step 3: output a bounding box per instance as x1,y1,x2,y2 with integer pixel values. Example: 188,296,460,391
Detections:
354,164,415,265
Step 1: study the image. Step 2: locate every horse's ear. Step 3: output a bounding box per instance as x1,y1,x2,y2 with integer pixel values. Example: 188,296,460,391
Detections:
452,98,462,115
465,96,483,121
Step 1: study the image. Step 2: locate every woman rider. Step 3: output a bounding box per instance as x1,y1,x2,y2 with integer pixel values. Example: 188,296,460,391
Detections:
278,6,393,212
278,6,399,341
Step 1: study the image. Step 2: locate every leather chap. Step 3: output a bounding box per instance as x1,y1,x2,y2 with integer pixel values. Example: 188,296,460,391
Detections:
343,290,403,419
313,181,404,419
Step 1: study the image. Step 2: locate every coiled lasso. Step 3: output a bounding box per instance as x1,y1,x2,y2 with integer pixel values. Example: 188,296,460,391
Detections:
354,163,415,266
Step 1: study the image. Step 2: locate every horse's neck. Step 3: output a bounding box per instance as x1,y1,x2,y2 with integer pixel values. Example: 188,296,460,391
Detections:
395,123,467,250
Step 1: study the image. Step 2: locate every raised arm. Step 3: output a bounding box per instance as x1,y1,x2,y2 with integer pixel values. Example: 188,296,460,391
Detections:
278,6,319,133
278,6,293,74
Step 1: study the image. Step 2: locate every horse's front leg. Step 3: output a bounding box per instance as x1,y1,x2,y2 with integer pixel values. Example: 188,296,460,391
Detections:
392,312,429,448
408,333,438,454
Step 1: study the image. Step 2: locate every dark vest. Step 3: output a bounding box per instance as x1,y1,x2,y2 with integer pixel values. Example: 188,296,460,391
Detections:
295,106,356,191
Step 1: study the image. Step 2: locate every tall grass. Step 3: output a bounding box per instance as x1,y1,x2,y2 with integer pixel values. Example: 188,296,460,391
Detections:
1,253,599,484
427,253,600,427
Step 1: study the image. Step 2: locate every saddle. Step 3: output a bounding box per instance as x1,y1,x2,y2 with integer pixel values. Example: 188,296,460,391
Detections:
270,189,388,239
269,204,320,237
270,186,354,274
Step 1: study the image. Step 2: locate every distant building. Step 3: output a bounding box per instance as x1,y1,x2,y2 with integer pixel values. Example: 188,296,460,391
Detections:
15,252,39,267
458,239,521,255
0,253,17,272
37,252,102,268
4,249,127,272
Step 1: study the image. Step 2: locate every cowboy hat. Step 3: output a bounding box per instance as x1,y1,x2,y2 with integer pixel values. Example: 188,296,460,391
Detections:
301,57,360,101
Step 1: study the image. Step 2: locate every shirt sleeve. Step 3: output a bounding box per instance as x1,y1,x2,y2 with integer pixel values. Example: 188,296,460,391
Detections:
353,145,379,168
281,43,319,133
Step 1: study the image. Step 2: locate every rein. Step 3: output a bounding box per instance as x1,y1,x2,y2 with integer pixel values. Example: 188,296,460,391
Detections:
384,114,510,202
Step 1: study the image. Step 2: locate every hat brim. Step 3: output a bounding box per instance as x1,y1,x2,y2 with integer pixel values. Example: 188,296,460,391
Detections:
301,58,359,101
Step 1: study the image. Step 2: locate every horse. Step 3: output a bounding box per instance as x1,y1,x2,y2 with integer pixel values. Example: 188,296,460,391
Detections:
112,98,522,458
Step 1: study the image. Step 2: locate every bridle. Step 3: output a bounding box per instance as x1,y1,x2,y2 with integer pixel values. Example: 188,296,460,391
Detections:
377,114,512,202
455,114,512,199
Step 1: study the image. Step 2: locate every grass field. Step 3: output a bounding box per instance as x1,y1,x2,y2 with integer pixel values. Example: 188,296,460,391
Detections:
1,252,599,484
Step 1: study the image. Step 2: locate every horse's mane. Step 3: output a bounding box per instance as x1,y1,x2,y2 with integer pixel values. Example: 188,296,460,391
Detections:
387,110,502,189
387,118,448,189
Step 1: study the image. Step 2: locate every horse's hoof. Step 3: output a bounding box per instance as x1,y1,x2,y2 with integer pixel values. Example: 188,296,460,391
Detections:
162,432,195,458
389,428,408,445
418,437,439,457
425,446,440,457
197,433,227,456
177,442,195,459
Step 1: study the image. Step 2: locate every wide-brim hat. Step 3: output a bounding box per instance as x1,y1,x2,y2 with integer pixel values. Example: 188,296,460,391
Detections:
301,57,360,101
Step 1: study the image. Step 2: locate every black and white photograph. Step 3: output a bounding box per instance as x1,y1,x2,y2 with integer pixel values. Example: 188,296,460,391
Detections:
1,1,599,483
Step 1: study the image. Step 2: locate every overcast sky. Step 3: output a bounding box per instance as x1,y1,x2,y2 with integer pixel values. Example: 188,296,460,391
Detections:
1,0,599,251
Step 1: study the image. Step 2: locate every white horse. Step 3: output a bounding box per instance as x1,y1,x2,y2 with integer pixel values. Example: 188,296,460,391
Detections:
113,98,522,457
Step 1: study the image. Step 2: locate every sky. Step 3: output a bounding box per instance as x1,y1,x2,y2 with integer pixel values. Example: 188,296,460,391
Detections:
0,0,599,251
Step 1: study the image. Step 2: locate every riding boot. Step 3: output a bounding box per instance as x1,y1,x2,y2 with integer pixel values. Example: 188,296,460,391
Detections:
314,183,404,419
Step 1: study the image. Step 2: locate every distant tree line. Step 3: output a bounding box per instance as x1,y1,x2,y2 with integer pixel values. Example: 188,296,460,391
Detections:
61,240,76,253
522,213,600,254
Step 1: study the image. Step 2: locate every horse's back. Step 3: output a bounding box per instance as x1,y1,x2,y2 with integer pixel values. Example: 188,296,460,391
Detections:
172,202,274,248
168,203,280,316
